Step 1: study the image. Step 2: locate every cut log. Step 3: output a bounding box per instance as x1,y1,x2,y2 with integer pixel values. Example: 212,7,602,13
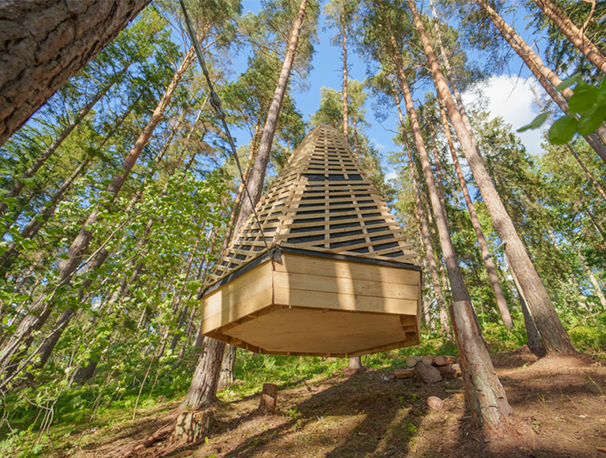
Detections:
258,383,278,414
436,363,462,378
173,410,214,443
394,368,415,379
422,355,434,366
434,355,457,366
427,396,444,411
406,356,423,367
413,362,442,384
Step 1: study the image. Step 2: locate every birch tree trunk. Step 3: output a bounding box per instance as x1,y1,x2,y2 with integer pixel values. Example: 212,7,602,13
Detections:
0,46,196,379
0,0,151,147
436,97,513,328
532,0,606,73
408,0,575,355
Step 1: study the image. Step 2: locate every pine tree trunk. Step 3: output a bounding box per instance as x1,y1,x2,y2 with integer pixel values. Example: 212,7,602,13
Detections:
235,0,309,231
392,26,516,434
475,0,606,162
436,97,513,329
0,46,196,379
393,87,450,332
218,345,237,390
348,356,362,370
341,15,349,141
409,0,575,355
532,0,606,73
0,1,151,147
181,338,225,409
0,63,128,217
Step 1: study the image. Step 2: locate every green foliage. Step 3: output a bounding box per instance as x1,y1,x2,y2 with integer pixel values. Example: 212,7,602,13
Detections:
518,74,606,144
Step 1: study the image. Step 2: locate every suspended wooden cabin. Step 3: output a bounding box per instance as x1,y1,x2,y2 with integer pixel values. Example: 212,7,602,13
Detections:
200,125,421,357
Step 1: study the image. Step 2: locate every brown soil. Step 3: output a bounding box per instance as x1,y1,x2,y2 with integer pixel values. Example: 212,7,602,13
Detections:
73,350,606,458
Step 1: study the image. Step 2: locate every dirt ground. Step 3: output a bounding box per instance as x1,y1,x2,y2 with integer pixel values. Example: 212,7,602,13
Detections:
75,349,606,458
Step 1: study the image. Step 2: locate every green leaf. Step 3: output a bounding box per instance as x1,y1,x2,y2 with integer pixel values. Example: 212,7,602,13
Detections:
568,81,600,113
517,112,549,132
577,102,606,136
556,72,581,91
549,115,578,144
20,177,35,186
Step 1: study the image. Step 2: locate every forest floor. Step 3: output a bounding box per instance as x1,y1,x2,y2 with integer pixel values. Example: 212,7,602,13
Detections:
65,347,606,458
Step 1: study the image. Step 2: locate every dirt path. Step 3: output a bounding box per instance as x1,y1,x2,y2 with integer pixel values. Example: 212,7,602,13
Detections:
75,351,606,458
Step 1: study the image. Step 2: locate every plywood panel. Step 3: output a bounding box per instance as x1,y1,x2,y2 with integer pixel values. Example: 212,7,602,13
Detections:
276,253,420,285
223,307,407,355
273,287,418,315
204,260,272,312
273,271,418,301
201,287,273,333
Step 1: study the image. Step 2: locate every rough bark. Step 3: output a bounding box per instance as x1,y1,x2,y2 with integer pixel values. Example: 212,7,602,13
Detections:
437,97,513,329
475,0,606,162
410,0,575,355
235,0,309,231
348,356,362,370
532,0,606,73
0,63,127,217
258,383,278,414
0,46,196,378
218,345,237,390
0,0,151,147
181,338,225,409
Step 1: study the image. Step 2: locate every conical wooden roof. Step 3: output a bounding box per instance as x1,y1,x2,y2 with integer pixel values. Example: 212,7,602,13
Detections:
208,125,418,285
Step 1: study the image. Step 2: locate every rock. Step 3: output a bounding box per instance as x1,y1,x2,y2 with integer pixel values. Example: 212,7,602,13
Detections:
427,396,444,411
413,362,442,384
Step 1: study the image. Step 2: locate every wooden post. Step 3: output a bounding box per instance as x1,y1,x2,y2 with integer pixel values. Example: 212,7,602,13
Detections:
258,383,278,414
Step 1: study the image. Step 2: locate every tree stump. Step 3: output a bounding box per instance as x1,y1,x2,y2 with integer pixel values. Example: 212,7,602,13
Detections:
413,362,442,384
258,383,278,414
173,410,213,443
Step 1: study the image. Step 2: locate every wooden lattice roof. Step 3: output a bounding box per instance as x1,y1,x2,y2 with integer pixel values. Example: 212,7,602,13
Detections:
207,125,418,285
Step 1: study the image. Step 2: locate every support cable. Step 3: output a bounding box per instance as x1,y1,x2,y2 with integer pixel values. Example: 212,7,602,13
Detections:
178,0,271,254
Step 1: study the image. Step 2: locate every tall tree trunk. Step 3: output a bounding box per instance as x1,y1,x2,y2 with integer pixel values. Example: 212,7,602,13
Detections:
565,144,606,202
409,0,575,355
436,97,513,329
0,46,196,379
235,0,309,231
181,338,225,408
0,1,151,147
218,345,237,390
185,0,310,412
0,98,137,271
393,85,450,332
0,63,129,217
391,27,516,435
532,0,606,73
341,14,349,141
569,239,606,309
475,0,606,162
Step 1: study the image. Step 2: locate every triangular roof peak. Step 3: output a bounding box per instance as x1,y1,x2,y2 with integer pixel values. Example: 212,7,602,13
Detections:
208,125,418,284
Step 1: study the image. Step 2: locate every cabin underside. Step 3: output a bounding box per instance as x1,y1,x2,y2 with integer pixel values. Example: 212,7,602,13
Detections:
200,248,422,357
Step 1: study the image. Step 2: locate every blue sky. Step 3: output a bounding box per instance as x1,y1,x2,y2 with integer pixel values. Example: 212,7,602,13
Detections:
231,0,548,179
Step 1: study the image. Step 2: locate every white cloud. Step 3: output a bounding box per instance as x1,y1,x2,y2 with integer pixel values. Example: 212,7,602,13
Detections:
385,171,398,180
463,75,546,155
